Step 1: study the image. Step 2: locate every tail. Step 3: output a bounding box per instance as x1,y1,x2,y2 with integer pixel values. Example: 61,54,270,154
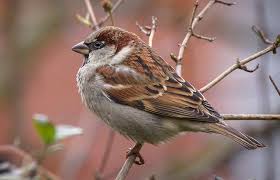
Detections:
208,123,266,150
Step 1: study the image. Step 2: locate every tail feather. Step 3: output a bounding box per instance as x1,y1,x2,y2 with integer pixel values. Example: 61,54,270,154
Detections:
208,123,265,150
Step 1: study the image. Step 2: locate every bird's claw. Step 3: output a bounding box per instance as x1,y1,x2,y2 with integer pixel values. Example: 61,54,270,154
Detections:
126,145,144,165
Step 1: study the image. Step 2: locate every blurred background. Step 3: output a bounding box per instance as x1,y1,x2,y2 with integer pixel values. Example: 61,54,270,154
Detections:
0,0,280,179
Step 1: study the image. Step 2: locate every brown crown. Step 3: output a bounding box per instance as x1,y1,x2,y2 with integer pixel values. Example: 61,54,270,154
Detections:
85,26,141,53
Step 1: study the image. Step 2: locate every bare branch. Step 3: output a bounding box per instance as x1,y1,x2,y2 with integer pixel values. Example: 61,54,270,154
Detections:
200,41,280,93
222,114,280,120
189,0,199,26
76,13,92,27
96,0,125,28
101,0,115,26
252,25,273,45
78,0,124,29
269,75,280,96
173,0,235,75
136,16,158,47
148,16,158,47
192,32,216,42
84,0,99,29
136,22,150,36
96,130,115,179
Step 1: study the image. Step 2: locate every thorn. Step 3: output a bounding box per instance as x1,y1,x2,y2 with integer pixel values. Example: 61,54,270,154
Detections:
269,75,280,96
215,0,236,6
236,59,259,73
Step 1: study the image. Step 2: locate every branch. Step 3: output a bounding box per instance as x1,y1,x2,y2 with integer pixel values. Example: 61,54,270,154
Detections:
172,0,235,75
84,0,99,29
222,114,280,120
269,75,280,96
199,37,280,93
192,32,216,42
252,25,273,45
101,0,115,26
149,16,158,47
77,0,124,29
96,0,125,28
95,130,116,179
136,16,158,47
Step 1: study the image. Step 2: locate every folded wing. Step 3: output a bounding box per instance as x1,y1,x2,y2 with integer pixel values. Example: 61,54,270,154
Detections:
96,47,222,123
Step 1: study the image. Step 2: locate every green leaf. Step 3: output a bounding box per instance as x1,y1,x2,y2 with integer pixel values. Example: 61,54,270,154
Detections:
33,114,56,145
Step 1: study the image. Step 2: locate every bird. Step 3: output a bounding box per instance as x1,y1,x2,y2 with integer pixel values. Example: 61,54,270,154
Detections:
72,26,265,164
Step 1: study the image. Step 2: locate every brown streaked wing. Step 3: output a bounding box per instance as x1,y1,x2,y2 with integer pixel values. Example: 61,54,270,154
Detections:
96,63,220,123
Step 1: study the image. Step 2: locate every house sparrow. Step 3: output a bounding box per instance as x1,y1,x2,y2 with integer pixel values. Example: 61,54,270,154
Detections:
72,26,265,163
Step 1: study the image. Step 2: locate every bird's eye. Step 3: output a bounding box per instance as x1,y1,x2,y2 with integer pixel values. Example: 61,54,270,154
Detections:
89,41,106,50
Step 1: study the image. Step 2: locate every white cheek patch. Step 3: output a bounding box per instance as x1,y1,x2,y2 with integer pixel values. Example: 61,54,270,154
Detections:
110,45,133,64
88,45,116,66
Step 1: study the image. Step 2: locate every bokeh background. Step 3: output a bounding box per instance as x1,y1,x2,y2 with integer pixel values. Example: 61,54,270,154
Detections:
0,0,280,179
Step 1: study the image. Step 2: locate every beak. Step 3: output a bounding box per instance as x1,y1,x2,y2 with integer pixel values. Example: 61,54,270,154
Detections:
72,41,89,55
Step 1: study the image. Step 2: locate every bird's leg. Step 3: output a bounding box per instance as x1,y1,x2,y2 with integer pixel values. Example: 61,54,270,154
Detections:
126,143,144,165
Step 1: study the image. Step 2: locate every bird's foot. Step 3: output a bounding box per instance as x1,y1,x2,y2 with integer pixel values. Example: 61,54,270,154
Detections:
126,143,144,165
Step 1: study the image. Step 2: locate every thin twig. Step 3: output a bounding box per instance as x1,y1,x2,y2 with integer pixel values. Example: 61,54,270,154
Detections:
192,32,216,42
109,11,115,26
149,16,158,47
269,75,280,96
136,16,158,47
136,22,150,35
173,0,235,75
84,0,99,29
76,13,92,27
101,0,115,26
199,40,280,93
96,0,125,28
98,130,116,175
252,25,273,45
189,0,199,26
222,114,280,120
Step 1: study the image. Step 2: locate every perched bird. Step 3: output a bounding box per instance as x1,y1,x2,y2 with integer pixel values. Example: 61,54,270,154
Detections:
72,26,265,163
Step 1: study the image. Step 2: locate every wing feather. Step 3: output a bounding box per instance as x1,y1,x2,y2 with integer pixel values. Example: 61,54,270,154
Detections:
96,47,221,123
